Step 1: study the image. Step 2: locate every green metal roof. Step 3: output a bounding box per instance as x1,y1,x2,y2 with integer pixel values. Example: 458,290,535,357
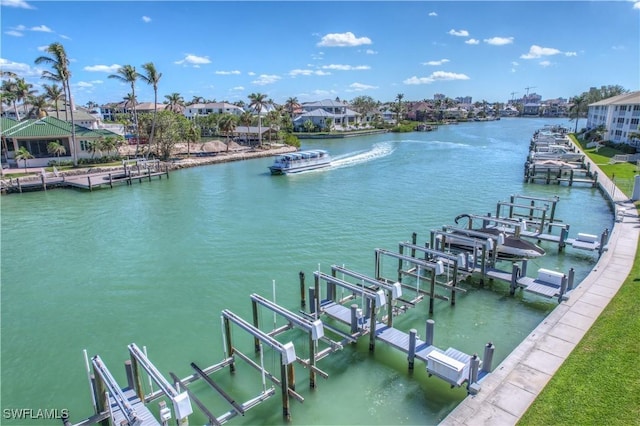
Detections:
0,116,116,138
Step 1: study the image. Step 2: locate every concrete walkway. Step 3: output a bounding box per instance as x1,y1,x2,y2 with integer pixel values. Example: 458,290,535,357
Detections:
441,157,639,425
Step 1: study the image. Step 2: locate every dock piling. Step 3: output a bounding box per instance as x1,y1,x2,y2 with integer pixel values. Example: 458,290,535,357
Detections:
407,329,417,370
299,271,306,307
481,342,495,373
425,319,434,346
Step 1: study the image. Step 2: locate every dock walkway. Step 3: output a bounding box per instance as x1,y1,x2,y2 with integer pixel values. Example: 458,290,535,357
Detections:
441,140,639,425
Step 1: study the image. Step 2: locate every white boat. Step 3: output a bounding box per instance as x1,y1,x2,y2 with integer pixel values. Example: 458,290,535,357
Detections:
269,150,331,175
442,226,546,260
529,145,584,162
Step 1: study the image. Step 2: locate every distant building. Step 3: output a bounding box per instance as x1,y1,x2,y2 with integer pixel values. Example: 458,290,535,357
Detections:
586,91,640,145
184,102,245,120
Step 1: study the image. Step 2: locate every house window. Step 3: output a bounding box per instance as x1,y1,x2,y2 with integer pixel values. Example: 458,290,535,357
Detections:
620,105,627,112
80,140,90,151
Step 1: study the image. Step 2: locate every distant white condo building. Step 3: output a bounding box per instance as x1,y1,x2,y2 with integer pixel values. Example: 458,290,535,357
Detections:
586,91,640,145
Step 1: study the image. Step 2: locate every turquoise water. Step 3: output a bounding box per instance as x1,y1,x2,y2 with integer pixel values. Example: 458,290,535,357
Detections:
1,118,612,425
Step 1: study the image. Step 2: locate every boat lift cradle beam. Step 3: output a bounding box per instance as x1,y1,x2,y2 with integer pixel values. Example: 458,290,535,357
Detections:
374,248,449,315
127,343,193,422
91,355,143,426
221,309,298,420
329,265,401,327
249,293,332,388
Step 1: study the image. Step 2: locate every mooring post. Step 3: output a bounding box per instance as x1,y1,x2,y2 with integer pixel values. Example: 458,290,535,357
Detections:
559,275,568,303
559,227,569,252
309,335,317,388
599,229,608,257
108,173,113,189
567,268,575,291
87,176,92,192
41,173,46,191
93,372,109,426
314,272,321,318
407,329,417,370
429,275,436,315
280,361,291,421
425,319,435,346
124,360,135,390
308,287,316,314
593,171,598,187
17,178,22,193
481,342,495,373
468,354,480,390
521,259,528,277
252,299,260,353
510,263,520,295
299,271,306,307
223,317,235,373
350,304,359,334
368,300,377,352
287,363,296,392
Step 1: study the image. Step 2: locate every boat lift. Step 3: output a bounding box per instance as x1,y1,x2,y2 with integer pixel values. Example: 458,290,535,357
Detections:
128,343,193,424
312,271,386,351
250,293,337,388
374,248,455,315
91,355,150,426
330,265,402,326
221,309,301,420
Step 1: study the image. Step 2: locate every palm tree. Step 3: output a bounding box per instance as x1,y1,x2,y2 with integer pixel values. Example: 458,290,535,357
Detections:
164,92,185,113
284,97,300,118
35,42,78,166
395,93,404,124
186,122,200,157
28,94,50,118
189,96,204,105
1,79,20,120
239,111,253,145
40,64,69,120
248,92,268,146
569,94,587,133
15,78,36,116
109,65,141,155
218,114,236,151
43,84,64,119
15,146,34,170
47,140,66,160
139,62,162,160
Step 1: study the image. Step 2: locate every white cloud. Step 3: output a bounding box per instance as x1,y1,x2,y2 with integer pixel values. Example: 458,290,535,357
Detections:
311,89,337,97
247,71,256,76
423,59,450,66
565,51,577,57
317,31,372,47
215,70,241,75
428,11,438,16
37,45,48,51
347,82,378,92
539,61,552,67
231,86,244,91
252,74,281,85
142,16,151,23
84,64,121,73
321,64,370,71
289,69,330,76
174,54,211,66
76,81,94,88
403,71,470,85
364,49,378,55
484,36,514,46
4,30,23,37
511,61,519,66
634,1,640,9
30,25,52,32
520,45,562,59
0,58,41,77
0,0,35,9
465,38,480,45
448,29,469,37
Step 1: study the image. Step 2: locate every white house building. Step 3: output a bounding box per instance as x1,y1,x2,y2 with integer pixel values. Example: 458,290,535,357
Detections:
184,102,245,120
586,91,640,145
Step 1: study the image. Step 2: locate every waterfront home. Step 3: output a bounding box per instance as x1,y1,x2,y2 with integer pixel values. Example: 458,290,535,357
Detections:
184,102,245,120
586,91,640,146
1,116,120,168
296,99,362,130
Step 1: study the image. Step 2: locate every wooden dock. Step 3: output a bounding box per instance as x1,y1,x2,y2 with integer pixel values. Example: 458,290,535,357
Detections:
2,161,169,194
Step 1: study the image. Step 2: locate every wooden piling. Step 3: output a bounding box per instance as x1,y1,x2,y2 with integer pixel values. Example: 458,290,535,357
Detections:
280,361,291,420
129,354,145,401
108,173,113,189
124,360,135,389
40,173,46,191
299,271,306,307
252,299,261,353
350,304,359,334
223,317,235,373
87,176,92,192
407,329,417,370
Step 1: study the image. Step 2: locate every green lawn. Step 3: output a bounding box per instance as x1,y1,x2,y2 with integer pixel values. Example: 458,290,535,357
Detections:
519,138,640,425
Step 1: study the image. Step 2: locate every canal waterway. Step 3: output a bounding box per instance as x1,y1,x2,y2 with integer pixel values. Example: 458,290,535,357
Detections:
0,117,612,425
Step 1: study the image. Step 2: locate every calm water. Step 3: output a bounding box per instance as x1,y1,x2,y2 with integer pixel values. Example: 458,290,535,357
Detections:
1,118,612,425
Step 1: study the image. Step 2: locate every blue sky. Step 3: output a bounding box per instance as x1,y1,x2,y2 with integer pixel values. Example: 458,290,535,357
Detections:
1,0,639,107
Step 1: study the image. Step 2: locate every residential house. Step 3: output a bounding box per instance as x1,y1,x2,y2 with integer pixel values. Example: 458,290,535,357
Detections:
295,99,361,130
184,102,245,120
1,116,120,168
586,91,640,145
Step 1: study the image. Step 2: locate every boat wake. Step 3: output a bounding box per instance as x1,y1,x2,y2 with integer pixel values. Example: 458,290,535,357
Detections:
330,142,395,170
